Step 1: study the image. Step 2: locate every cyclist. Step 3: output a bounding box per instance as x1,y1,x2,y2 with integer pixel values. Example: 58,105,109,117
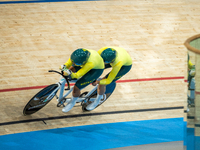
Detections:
86,46,132,110
188,54,195,79
60,48,104,113
188,53,196,87
187,53,196,112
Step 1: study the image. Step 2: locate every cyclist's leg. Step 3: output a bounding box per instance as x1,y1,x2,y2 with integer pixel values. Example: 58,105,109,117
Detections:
87,65,132,110
63,66,81,96
62,89,79,112
88,65,132,110
90,64,111,95
93,65,132,109
97,64,132,95
62,69,103,113
86,85,106,110
73,66,101,97
105,65,132,83
86,66,117,110
62,66,82,113
75,69,103,90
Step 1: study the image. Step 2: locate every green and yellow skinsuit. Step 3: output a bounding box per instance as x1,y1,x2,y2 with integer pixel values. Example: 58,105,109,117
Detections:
188,54,195,87
64,49,104,89
98,46,132,85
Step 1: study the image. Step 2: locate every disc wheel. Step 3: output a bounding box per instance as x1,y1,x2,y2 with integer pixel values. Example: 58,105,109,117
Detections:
23,84,59,115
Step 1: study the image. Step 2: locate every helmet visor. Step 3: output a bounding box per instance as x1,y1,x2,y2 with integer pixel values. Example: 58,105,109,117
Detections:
72,60,86,66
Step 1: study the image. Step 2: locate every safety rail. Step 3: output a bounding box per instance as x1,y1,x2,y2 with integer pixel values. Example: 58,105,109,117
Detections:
184,34,200,54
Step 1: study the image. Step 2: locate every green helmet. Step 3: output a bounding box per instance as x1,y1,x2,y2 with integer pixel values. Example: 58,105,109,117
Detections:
70,48,90,66
101,48,117,63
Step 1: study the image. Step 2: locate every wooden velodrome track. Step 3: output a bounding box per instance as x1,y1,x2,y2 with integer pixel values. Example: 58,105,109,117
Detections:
0,0,199,136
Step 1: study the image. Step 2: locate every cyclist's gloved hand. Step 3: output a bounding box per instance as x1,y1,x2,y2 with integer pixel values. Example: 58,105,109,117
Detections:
63,69,72,76
59,65,67,70
190,65,196,77
92,80,97,86
92,80,100,86
190,69,196,76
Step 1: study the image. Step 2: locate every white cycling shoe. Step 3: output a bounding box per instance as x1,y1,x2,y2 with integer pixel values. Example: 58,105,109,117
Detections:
86,94,106,111
62,97,78,113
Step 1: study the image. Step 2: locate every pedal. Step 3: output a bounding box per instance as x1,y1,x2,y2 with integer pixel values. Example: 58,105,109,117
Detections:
57,98,67,107
81,98,91,111
57,102,65,107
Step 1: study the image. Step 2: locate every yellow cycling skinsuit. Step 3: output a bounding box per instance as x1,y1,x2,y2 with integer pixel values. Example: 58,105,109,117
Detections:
98,46,132,85
188,59,194,70
64,49,104,89
188,54,195,84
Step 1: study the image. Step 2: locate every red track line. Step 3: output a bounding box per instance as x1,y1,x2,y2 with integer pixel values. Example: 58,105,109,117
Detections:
0,76,185,93
196,91,200,95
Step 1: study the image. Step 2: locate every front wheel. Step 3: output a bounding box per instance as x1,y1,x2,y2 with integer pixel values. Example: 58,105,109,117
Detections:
23,84,59,115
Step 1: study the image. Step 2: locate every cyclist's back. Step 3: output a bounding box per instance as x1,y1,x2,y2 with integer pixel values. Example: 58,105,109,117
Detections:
97,46,132,85
98,46,132,66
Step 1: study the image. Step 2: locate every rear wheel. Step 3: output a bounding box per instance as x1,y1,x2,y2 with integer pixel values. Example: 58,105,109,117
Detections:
82,82,116,111
23,84,59,115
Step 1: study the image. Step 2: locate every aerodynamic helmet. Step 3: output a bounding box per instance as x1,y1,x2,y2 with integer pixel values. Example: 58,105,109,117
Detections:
70,48,90,66
101,48,117,63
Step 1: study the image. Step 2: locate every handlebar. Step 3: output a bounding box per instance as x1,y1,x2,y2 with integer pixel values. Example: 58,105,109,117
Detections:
48,70,70,90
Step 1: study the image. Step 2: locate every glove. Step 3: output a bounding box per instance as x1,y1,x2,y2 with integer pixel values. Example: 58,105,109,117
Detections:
189,65,196,77
190,69,195,77
63,69,72,76
92,80,97,86
59,65,67,70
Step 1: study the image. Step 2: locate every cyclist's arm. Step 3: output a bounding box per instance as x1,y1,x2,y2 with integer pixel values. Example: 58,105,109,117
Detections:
71,62,94,79
64,58,73,69
100,61,123,85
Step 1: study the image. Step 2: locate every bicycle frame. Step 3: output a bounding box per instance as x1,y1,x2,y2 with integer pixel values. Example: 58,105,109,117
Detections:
57,78,73,102
23,70,116,115
51,76,99,106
